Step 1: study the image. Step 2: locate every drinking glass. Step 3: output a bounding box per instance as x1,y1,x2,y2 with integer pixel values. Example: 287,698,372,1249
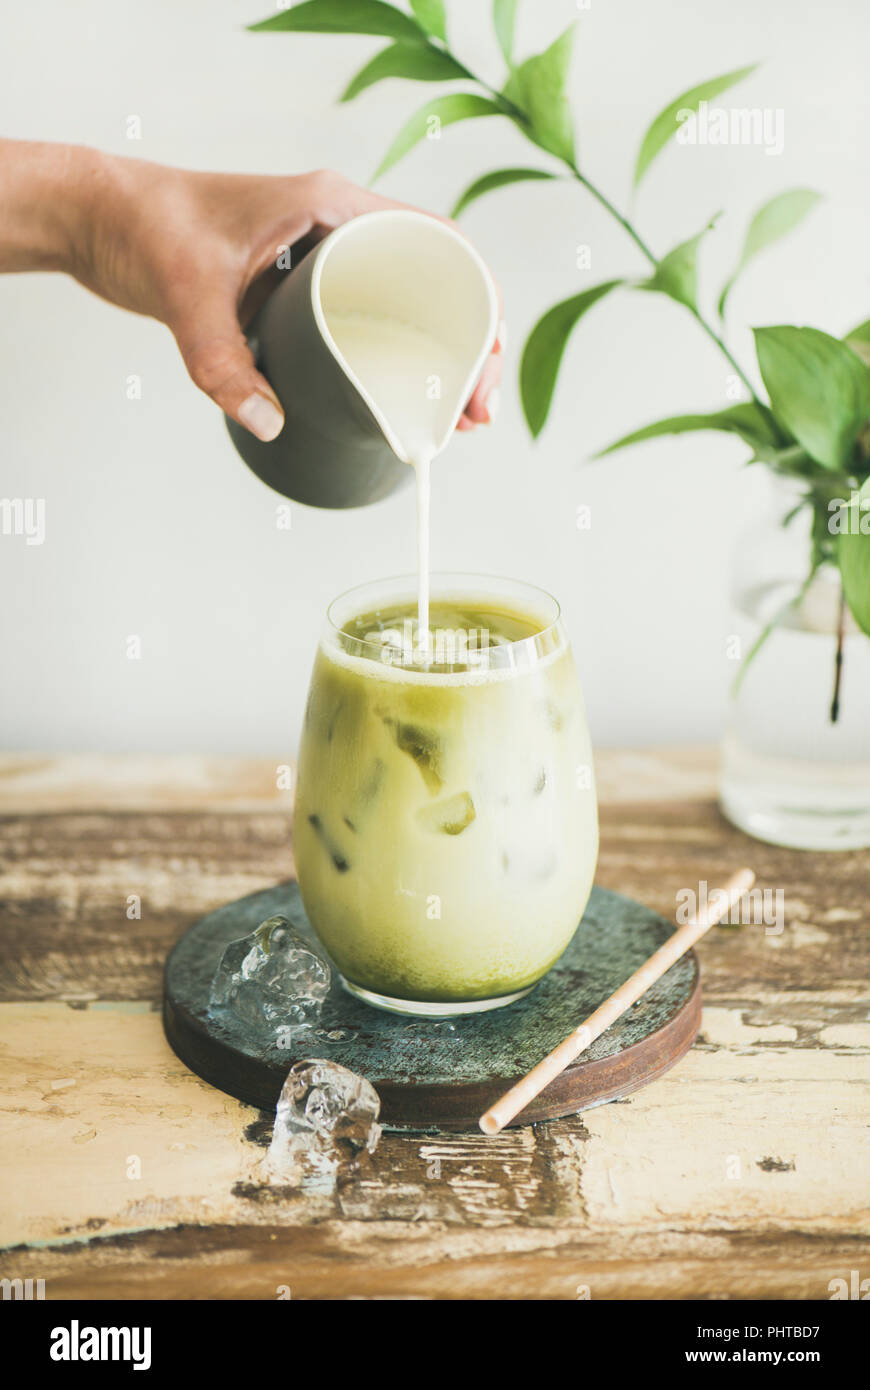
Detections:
294,574,599,1016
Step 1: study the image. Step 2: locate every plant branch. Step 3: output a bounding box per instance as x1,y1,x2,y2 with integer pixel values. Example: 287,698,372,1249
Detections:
567,161,761,403
433,40,765,410
733,560,819,698
830,585,847,723
566,160,656,263
688,307,761,405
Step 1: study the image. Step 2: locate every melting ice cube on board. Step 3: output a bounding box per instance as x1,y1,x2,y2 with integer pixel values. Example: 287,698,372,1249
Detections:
210,915,330,1030
268,1060,382,1183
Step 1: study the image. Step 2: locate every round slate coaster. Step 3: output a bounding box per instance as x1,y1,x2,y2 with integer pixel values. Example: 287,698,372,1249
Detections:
163,882,700,1131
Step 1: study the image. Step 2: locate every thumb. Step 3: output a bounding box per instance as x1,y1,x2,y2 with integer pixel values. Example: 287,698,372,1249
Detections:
172,303,285,442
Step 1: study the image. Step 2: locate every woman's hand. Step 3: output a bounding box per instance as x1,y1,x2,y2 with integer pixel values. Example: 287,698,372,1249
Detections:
0,141,503,441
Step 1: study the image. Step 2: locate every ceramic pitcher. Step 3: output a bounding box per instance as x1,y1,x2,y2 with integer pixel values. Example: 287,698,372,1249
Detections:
225,209,499,508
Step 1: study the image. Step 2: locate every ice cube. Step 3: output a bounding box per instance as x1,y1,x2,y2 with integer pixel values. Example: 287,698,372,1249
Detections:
210,915,330,1030
326,698,344,743
416,791,476,836
534,855,557,881
543,700,564,731
342,759,386,836
307,813,351,872
382,716,444,793
268,1059,382,1183
360,757,386,803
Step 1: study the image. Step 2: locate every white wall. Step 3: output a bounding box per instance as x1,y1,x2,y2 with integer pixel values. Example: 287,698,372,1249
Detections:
1,0,868,756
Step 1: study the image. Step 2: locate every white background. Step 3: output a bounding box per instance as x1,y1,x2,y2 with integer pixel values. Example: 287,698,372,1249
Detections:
1,0,868,757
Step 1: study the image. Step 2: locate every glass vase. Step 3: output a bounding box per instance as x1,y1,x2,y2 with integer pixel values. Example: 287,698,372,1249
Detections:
719,480,870,850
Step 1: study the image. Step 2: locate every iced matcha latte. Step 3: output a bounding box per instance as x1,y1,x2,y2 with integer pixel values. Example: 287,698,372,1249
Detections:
294,575,598,1015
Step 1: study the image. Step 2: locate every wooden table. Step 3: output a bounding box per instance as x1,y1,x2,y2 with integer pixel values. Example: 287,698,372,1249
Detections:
1,751,868,1300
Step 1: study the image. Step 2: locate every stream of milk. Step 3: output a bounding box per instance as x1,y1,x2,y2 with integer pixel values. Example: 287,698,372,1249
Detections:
325,311,469,651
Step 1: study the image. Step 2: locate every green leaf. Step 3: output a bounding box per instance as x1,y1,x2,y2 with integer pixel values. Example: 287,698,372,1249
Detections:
520,281,621,437
718,189,821,317
845,316,870,348
838,478,870,637
754,325,870,471
638,217,719,313
450,166,556,218
597,402,780,457
493,0,519,65
341,42,466,101
372,93,504,181
503,25,576,163
748,442,815,474
845,316,870,370
633,63,758,188
409,0,447,42
249,1,425,40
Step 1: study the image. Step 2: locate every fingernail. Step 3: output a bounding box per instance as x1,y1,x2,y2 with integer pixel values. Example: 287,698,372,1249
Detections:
238,392,284,442
497,319,507,351
486,388,500,423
